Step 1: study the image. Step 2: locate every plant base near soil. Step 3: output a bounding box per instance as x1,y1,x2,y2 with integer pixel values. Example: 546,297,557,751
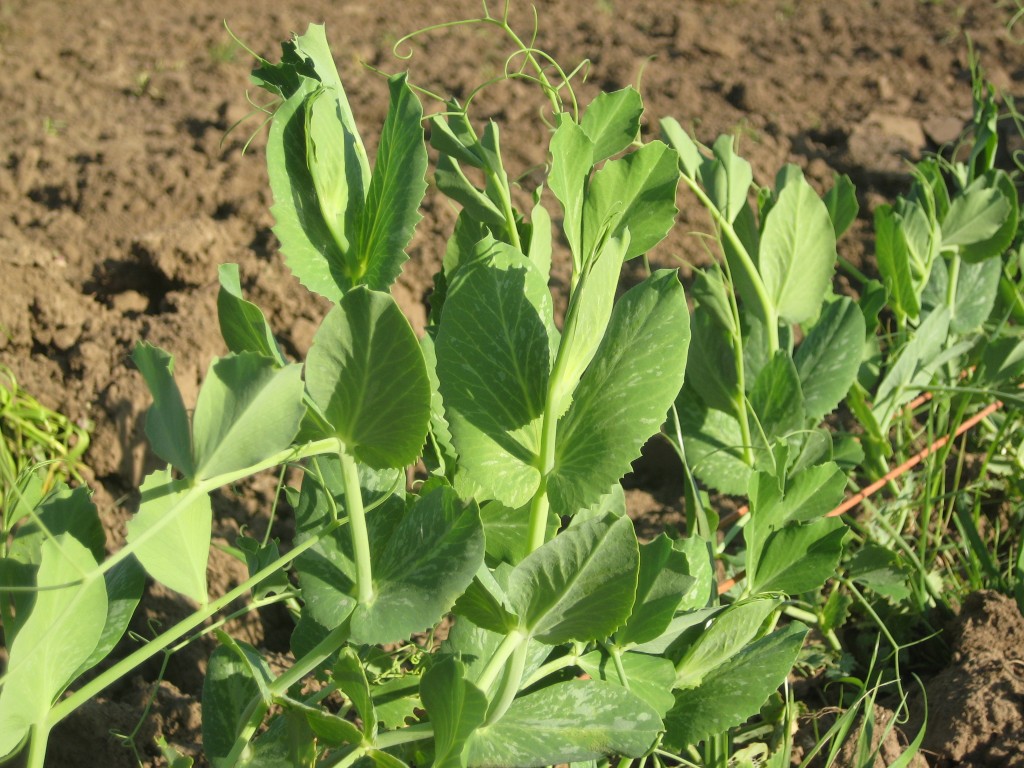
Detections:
4,0,1024,765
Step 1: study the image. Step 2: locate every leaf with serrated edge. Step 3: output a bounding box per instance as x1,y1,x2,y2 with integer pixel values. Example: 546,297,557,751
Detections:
126,468,211,603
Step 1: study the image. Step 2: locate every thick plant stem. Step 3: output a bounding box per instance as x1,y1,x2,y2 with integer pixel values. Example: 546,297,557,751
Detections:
946,252,962,319
338,447,374,606
483,640,529,726
475,630,525,693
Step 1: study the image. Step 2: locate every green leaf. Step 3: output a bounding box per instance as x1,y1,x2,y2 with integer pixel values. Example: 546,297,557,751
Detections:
794,297,866,422
581,87,644,162
675,396,751,495
952,258,1001,333
237,536,290,599
758,169,838,324
192,354,305,480
280,699,362,747
133,343,194,477
435,244,553,507
359,74,428,289
509,515,638,644
8,485,105,568
202,635,275,767
453,565,519,634
824,174,859,239
673,597,779,689
548,115,595,265
749,517,847,594
958,170,1019,263
874,204,921,321
578,650,676,717
479,501,557,566
0,536,107,760
549,270,689,515
618,535,695,647
334,647,377,738
659,117,704,178
73,556,145,679
217,264,286,365
664,623,807,750
421,658,488,768
685,309,741,415
239,709,317,768
126,468,211,603
306,287,430,468
350,485,484,645
700,135,753,224
435,153,507,231
941,173,1012,259
583,141,680,261
749,352,805,442
466,680,662,767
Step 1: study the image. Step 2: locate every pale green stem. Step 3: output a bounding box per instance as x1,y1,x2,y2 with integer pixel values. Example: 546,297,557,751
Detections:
679,173,779,355
475,629,525,693
483,639,530,726
607,644,630,690
946,251,962,318
520,651,580,689
338,447,374,605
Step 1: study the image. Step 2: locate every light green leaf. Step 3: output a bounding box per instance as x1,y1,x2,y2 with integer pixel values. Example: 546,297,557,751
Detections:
479,501,556,566
133,343,194,477
581,87,644,162
334,647,377,738
0,536,107,760
685,309,741,415
548,115,595,264
359,74,428,289
435,244,553,507
351,486,484,645
824,174,859,239
794,297,865,422
192,354,305,480
435,153,507,231
453,564,519,634
659,117,704,178
217,264,286,365
941,176,1010,255
749,352,805,443
759,170,838,324
466,680,662,767
874,204,921,321
958,170,1019,263
675,396,752,495
749,517,847,594
549,270,689,515
953,258,1001,333
583,141,680,261
509,515,638,644
126,468,211,603
700,135,753,224
578,650,677,717
306,287,430,468
73,556,145,679
664,623,807,749
422,658,488,768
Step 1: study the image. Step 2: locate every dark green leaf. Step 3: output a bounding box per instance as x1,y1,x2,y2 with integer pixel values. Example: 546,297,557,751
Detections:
675,395,752,495
795,297,865,422
673,597,779,688
618,535,695,646
749,517,847,594
421,658,488,768
202,634,275,766
749,352,805,442
578,649,676,716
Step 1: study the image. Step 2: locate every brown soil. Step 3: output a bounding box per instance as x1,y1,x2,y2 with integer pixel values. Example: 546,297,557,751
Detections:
3,0,1024,765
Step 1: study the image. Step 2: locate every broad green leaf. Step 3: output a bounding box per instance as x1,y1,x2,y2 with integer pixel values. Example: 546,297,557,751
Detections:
549,270,689,516
306,287,430,468
349,486,483,645
430,109,486,169
217,264,286,365
958,170,1018,263
73,556,145,679
749,352,805,442
527,194,553,277
794,297,866,422
509,515,638,644
618,535,695,647
673,597,779,689
0,536,107,760
749,516,847,594
359,74,428,289
192,354,305,480
874,204,921,321
202,635,275,767
549,234,625,417
453,565,519,634
421,658,488,768
759,170,838,324
581,87,644,162
675,396,752,495
659,117,704,178
548,115,595,264
8,485,104,568
435,245,553,507
578,650,676,717
664,623,807,749
126,468,211,603
685,309,741,415
583,141,680,261
133,343,194,477
700,135,753,224
824,174,859,239
980,335,1024,385
749,462,848,528
466,680,662,767
941,174,1011,257
953,258,1001,333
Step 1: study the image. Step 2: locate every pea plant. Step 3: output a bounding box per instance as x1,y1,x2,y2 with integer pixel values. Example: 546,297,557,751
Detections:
0,11,850,767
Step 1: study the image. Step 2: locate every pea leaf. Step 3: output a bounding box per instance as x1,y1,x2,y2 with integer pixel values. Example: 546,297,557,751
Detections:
0,536,107,760
578,650,677,717
617,535,695,647
794,297,866,423
758,169,838,324
421,658,488,768
467,680,661,767
675,396,752,495
202,635,275,766
306,287,430,469
192,354,305,480
824,173,859,239
548,115,595,265
749,351,805,443
700,135,753,225
581,87,644,162
126,468,211,604
133,343,194,478
217,264,286,365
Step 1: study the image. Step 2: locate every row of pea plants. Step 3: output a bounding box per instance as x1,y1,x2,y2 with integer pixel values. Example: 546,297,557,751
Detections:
1,11,1020,768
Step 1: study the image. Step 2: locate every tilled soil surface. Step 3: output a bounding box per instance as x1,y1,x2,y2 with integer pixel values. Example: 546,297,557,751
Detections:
3,0,1024,765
